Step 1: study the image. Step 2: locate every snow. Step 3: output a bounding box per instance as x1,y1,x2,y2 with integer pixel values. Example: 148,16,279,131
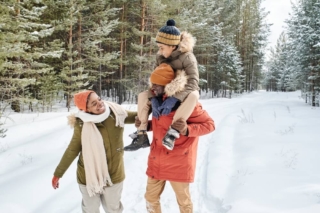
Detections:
1,90,320,213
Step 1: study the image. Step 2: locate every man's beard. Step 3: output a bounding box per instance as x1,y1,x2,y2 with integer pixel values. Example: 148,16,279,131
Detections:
155,92,164,98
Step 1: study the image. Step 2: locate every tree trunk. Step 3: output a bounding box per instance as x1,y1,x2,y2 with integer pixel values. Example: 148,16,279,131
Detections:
67,0,73,111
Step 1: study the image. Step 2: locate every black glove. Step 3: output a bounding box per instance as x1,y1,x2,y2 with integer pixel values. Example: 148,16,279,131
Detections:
150,97,161,119
158,97,179,115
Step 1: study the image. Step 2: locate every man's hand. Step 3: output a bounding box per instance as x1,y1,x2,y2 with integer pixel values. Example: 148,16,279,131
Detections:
171,118,188,136
52,176,60,189
158,97,179,115
134,116,141,128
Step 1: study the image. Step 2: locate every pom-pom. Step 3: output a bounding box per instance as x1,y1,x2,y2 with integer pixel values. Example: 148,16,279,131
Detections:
166,19,175,26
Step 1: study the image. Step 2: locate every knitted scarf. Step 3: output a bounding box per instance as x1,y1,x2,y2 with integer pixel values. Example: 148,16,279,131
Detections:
75,101,128,197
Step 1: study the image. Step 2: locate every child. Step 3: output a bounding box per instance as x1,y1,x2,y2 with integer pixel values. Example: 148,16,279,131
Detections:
124,19,199,151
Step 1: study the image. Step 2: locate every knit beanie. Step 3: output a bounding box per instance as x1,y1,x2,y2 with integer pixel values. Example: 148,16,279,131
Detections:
74,90,94,111
155,19,181,46
150,63,175,86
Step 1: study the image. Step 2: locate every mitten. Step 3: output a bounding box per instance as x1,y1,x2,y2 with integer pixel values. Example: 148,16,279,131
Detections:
158,97,179,115
150,98,161,119
171,118,188,135
52,176,60,189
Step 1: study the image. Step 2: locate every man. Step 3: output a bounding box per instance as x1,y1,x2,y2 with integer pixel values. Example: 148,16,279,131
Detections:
132,64,215,213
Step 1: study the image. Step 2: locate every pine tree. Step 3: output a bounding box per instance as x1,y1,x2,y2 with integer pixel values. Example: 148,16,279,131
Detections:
178,0,243,96
286,0,320,105
0,0,57,112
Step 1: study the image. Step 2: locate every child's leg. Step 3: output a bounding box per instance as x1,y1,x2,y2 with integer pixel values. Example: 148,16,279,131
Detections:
172,90,199,123
162,91,200,150
124,90,150,151
137,90,150,131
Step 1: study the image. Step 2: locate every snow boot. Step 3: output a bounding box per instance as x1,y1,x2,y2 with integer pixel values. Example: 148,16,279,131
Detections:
123,130,150,151
162,127,180,150
129,131,138,139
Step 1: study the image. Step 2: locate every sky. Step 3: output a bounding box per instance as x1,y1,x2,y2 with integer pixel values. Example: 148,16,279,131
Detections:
262,0,294,50
1,90,320,213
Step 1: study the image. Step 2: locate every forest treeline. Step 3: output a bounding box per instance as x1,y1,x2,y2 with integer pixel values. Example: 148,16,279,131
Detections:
264,0,320,106
0,0,270,113
1,0,319,113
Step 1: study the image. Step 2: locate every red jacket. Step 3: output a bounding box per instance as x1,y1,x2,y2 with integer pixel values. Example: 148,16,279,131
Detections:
146,102,215,183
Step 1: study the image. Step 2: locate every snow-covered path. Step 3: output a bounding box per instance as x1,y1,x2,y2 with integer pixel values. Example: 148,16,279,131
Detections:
1,91,320,213
205,92,320,213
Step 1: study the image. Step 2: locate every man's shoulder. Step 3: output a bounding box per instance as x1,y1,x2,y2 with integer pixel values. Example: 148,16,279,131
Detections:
189,102,206,116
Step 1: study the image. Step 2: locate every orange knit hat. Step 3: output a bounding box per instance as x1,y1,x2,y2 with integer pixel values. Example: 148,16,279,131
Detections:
150,63,175,86
74,90,94,111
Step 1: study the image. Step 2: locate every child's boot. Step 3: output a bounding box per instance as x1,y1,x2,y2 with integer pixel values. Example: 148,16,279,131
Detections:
162,127,180,150
124,130,150,151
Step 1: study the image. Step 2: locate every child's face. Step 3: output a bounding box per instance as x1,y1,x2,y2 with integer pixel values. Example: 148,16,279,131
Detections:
157,43,176,58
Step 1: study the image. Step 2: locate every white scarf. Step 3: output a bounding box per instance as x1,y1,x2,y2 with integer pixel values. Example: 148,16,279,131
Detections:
75,101,127,197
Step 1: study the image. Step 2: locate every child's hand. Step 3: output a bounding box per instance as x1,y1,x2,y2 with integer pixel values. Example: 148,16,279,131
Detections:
158,97,179,115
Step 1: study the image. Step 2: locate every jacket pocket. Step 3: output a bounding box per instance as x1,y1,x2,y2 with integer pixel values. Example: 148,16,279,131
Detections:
160,147,191,172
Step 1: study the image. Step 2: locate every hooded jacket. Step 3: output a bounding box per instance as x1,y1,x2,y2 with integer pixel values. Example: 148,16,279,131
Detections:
146,72,215,182
54,109,137,185
156,31,200,102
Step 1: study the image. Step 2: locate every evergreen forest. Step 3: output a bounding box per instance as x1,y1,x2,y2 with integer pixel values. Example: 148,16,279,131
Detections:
0,0,319,114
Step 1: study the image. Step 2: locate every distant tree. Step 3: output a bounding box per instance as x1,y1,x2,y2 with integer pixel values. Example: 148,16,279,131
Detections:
178,0,243,96
0,0,60,112
286,0,320,106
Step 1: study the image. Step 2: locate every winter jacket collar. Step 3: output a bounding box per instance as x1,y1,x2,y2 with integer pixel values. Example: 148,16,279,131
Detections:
164,70,188,97
149,69,188,97
171,31,196,57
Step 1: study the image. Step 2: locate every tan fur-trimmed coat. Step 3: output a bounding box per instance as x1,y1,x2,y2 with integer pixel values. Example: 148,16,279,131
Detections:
156,31,199,101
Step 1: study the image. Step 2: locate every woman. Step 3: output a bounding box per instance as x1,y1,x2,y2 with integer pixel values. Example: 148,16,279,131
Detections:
52,90,137,213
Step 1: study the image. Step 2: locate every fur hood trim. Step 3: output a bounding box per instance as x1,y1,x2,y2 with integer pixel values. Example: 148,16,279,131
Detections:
179,31,196,53
67,113,77,128
165,70,188,96
149,70,188,97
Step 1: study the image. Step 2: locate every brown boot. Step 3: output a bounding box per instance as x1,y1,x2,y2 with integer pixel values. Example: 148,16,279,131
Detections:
123,131,150,151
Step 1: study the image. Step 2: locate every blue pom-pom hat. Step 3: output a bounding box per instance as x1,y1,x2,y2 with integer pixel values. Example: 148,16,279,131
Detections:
156,19,181,46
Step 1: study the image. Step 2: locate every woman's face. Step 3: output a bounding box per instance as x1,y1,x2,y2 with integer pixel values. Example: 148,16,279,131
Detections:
86,92,106,115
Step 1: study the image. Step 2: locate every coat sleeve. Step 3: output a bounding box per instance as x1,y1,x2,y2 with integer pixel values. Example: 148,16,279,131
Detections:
124,110,137,124
156,52,199,102
173,52,200,102
53,120,82,178
186,104,215,137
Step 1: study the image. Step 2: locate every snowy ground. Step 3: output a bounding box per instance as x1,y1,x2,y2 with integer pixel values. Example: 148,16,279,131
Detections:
1,90,320,213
